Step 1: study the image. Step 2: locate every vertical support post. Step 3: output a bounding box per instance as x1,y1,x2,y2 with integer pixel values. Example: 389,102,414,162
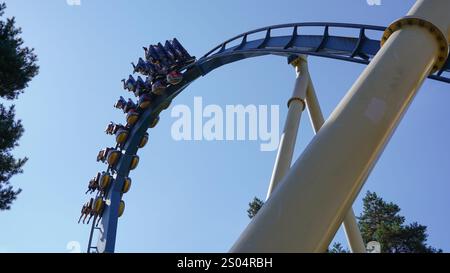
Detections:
305,78,366,253
265,56,308,199
231,0,450,252
343,210,366,253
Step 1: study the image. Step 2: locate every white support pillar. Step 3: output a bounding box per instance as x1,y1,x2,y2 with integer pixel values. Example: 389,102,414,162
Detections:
231,0,450,253
343,210,366,253
265,56,308,199
305,78,366,253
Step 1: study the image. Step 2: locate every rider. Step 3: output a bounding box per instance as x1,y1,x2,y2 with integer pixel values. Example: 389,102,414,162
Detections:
171,38,194,62
156,42,183,85
134,76,147,97
114,96,127,110
96,147,114,162
78,198,93,224
85,173,100,194
123,98,137,113
146,45,168,95
132,58,150,75
105,122,115,135
122,75,136,93
105,122,127,136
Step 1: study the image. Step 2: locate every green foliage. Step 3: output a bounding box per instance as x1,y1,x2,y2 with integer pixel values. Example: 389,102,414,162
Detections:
0,2,37,210
0,3,38,99
247,197,264,219
327,242,349,253
358,191,441,253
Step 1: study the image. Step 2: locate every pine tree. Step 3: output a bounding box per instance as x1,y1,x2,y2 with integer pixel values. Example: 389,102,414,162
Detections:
328,242,349,253
358,191,441,253
0,3,38,210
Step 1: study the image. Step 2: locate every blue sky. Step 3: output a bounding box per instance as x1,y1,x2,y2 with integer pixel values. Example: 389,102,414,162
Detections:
0,0,449,253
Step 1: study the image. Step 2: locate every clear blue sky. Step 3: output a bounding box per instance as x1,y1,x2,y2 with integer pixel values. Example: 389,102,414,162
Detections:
1,0,449,253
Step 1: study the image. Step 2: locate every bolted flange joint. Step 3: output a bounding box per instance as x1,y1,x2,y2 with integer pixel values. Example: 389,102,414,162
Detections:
381,16,449,74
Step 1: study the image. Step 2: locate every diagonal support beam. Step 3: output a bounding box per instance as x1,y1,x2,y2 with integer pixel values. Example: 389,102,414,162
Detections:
305,74,366,253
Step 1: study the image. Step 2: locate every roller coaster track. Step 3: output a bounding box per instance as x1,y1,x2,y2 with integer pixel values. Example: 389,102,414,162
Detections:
87,22,450,253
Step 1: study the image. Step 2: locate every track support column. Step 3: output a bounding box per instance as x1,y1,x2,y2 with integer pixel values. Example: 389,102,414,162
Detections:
305,77,366,253
342,210,366,253
231,0,450,252
265,56,308,199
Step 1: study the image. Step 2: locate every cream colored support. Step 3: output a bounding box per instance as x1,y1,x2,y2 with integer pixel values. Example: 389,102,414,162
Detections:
306,79,366,253
231,0,450,252
343,210,366,253
265,56,308,199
